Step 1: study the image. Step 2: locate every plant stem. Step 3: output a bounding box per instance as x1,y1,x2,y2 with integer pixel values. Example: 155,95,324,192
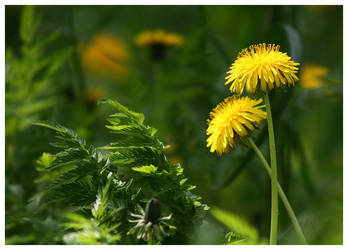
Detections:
220,89,294,189
148,230,153,245
246,137,307,244
263,93,278,244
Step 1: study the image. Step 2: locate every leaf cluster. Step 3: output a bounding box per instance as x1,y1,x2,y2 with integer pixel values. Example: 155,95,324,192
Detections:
5,6,72,244
5,6,71,136
33,98,208,244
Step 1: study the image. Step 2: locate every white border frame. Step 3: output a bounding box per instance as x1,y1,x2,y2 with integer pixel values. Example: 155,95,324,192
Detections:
1,1,345,249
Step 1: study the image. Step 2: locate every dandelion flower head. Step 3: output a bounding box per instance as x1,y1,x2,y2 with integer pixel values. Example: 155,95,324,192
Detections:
135,30,184,47
206,96,266,155
300,64,328,89
225,44,300,94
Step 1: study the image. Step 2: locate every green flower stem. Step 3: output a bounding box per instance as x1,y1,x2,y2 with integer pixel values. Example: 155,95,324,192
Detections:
263,92,278,244
148,231,153,245
246,137,307,244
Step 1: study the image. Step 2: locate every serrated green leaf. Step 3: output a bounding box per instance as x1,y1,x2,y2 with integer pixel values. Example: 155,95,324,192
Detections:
180,178,188,185
35,164,76,183
20,6,41,43
33,122,65,133
36,152,56,169
100,99,144,124
132,164,158,174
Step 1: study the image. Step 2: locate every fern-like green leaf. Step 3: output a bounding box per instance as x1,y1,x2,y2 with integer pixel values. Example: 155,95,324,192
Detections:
99,99,145,124
132,165,158,175
33,98,208,244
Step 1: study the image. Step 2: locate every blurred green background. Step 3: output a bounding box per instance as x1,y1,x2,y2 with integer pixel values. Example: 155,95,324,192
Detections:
5,5,343,244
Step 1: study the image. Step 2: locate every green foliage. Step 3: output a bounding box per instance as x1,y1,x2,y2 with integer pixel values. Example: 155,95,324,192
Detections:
132,165,158,174
5,6,72,244
211,207,263,245
36,153,57,169
62,176,122,245
6,6,71,136
33,98,208,244
63,213,121,245
20,6,41,43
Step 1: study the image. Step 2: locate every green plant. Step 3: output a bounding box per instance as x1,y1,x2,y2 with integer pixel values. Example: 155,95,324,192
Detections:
33,99,208,244
5,6,71,244
6,6,71,136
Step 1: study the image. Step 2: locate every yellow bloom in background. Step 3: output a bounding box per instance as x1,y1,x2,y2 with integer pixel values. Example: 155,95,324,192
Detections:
85,86,105,107
300,64,328,89
225,44,300,94
305,5,334,11
206,96,266,155
169,156,183,166
80,34,130,78
165,143,178,154
135,30,184,47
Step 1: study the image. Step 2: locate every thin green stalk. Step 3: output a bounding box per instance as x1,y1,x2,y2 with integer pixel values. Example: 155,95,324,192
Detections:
246,137,307,244
148,231,153,245
220,89,294,189
263,92,278,244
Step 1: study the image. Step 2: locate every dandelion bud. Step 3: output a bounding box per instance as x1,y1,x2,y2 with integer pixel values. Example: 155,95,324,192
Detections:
145,198,162,224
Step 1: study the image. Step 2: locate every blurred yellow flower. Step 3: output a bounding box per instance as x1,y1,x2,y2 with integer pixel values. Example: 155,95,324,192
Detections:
300,64,328,89
85,86,105,106
169,157,183,166
165,143,178,154
305,5,334,11
80,34,130,78
225,44,300,94
135,30,184,47
206,96,266,155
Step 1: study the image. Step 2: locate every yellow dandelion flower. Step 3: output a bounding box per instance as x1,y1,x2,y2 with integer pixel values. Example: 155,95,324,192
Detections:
206,96,266,155
135,29,184,47
225,44,300,94
300,64,328,89
80,34,130,78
